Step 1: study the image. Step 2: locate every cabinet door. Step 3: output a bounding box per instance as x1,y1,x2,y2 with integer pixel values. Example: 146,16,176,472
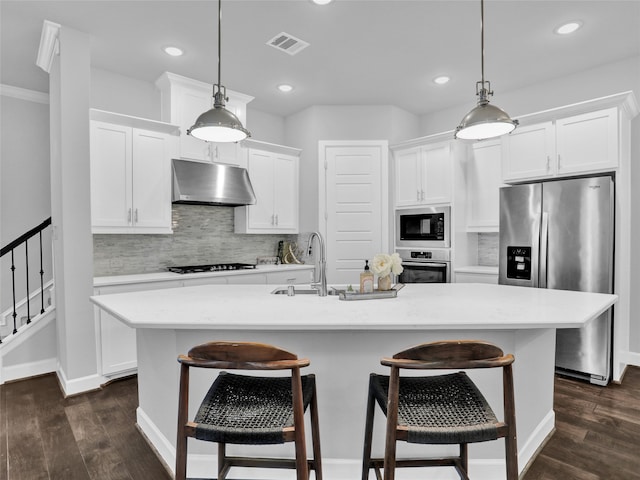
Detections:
131,129,172,231
246,149,277,229
266,269,314,285
394,147,422,206
273,154,299,231
176,86,213,162
467,140,502,231
421,142,452,204
90,121,132,229
556,107,618,175
95,280,182,376
210,142,240,166
227,273,268,284
502,122,555,182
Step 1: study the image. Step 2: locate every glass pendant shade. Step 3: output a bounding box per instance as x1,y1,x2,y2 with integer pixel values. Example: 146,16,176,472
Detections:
455,100,517,140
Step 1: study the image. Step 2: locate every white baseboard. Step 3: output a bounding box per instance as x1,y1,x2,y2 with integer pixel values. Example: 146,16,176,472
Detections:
624,350,640,367
136,406,537,480
56,364,104,396
0,357,57,384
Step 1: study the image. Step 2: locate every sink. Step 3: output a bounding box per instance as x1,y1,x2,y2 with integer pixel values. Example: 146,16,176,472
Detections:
271,286,341,296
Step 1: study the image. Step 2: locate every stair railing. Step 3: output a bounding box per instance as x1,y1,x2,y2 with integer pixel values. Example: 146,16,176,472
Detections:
0,217,52,343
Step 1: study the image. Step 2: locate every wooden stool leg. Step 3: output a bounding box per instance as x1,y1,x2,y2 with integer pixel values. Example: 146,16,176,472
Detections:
292,369,310,480
310,383,323,480
175,364,189,480
383,369,400,480
361,376,376,480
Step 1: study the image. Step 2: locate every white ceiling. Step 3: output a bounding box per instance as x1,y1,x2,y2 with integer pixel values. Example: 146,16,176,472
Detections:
2,0,639,118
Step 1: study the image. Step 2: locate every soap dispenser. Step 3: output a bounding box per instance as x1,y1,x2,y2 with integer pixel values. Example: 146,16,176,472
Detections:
360,260,374,293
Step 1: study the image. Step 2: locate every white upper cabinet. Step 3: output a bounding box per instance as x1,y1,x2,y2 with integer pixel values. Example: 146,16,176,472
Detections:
555,107,618,175
502,122,555,181
394,142,452,207
502,107,619,183
234,140,300,234
89,110,178,234
466,139,503,232
155,71,253,165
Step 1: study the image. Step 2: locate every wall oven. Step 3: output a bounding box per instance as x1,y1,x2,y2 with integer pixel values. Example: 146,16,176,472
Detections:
395,206,450,249
396,248,451,284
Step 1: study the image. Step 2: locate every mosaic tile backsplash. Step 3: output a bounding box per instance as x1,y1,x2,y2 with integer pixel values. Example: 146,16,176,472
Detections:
93,205,300,276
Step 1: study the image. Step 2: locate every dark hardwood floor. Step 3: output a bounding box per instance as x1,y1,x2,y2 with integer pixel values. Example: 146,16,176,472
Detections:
1,367,639,480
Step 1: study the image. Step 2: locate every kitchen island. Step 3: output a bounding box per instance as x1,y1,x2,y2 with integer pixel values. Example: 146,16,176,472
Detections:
91,283,617,480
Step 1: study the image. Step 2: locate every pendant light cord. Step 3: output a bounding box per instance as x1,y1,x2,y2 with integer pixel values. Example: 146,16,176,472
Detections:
480,0,485,87
217,0,222,87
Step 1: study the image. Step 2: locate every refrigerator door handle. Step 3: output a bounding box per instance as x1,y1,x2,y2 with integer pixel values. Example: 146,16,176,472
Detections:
540,212,549,288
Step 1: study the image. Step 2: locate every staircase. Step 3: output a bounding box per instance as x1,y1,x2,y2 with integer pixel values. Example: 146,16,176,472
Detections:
0,218,56,384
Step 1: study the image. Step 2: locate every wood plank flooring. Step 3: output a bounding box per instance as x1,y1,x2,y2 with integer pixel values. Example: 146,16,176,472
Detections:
0,367,638,480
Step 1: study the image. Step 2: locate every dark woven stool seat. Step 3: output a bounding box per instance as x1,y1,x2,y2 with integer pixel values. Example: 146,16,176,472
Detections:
369,372,499,445
194,372,316,445
361,340,518,480
175,341,322,480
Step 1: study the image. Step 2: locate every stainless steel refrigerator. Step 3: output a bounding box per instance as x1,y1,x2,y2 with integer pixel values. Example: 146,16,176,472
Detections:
498,175,614,385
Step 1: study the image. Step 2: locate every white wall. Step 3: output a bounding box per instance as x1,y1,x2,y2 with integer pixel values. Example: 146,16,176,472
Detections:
0,91,53,327
284,105,419,232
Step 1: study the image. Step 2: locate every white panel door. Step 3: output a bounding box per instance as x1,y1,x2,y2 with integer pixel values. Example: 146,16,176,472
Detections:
321,141,388,285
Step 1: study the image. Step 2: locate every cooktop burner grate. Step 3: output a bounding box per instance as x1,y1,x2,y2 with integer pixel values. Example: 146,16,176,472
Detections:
167,263,256,274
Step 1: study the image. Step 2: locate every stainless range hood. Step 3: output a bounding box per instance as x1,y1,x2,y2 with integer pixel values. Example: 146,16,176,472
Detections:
172,159,256,206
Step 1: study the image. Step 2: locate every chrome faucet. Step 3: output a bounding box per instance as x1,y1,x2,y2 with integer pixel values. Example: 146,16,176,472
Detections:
307,231,327,296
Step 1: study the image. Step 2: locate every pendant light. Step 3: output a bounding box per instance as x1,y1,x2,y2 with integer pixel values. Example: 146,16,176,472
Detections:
188,0,250,143
455,0,517,140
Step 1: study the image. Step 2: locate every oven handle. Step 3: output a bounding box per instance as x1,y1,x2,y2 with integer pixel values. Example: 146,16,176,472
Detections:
401,261,449,268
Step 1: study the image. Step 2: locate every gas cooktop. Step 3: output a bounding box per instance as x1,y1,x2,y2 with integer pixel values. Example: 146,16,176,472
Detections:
167,263,256,274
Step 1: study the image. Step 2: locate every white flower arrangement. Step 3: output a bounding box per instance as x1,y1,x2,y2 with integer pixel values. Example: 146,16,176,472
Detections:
370,253,404,277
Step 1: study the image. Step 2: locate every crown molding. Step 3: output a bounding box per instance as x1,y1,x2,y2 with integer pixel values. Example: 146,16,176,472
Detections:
0,84,49,104
36,20,61,73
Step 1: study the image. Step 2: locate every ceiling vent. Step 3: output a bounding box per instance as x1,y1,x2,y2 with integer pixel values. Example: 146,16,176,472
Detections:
266,32,309,56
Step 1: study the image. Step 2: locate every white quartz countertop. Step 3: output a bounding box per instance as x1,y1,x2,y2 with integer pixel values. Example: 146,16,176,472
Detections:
90,283,617,331
93,264,314,287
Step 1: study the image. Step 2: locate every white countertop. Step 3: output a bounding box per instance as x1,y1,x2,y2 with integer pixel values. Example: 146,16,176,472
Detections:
93,264,314,287
90,283,617,331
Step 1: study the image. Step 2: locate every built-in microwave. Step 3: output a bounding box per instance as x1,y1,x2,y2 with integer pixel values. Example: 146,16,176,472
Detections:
395,206,450,249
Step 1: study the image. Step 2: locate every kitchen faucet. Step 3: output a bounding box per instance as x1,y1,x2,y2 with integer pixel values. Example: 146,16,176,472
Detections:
307,231,327,296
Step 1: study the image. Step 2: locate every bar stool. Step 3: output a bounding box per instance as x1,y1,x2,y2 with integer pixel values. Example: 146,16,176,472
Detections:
361,340,517,480
175,341,322,480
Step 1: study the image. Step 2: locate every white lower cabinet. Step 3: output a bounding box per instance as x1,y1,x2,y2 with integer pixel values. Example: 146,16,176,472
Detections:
94,267,315,377
94,280,182,378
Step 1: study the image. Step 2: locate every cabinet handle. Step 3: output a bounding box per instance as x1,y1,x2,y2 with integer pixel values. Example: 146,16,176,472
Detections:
557,154,561,169
275,214,279,226
135,208,139,223
546,156,550,172
271,214,275,226
417,190,420,202
127,208,132,224
421,190,425,201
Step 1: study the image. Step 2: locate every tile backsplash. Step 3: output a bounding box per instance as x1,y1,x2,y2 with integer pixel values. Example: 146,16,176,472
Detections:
478,232,499,266
93,205,299,276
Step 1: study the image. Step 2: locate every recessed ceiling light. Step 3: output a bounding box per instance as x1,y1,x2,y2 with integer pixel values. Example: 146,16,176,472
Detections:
163,46,184,57
278,84,294,93
311,0,333,5
433,76,450,85
555,21,582,35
